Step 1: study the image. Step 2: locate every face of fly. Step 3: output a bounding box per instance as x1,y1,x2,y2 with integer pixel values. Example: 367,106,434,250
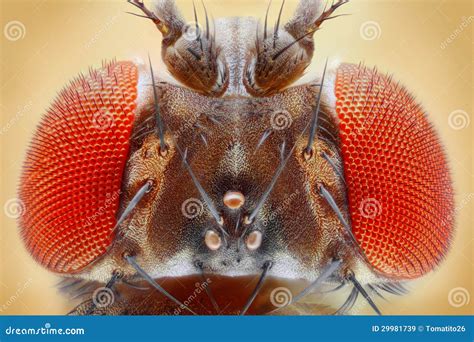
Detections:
80,80,362,315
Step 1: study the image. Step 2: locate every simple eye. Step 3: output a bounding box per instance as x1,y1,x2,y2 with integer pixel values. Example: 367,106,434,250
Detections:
205,230,222,251
223,190,245,209
245,230,262,250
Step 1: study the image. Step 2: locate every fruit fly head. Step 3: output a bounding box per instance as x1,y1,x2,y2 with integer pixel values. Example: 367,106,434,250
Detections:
18,0,454,315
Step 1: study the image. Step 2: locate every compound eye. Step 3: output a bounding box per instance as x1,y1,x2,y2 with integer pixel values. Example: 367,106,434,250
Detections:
205,230,222,251
18,61,139,274
246,231,262,251
335,63,454,279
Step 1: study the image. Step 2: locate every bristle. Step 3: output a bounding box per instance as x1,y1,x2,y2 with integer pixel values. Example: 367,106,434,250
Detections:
255,129,272,152
196,261,220,314
84,272,121,315
319,184,350,231
148,55,167,154
289,259,342,306
247,137,297,223
335,287,358,315
348,273,381,315
272,28,318,60
201,1,209,40
264,0,272,40
321,152,346,185
240,261,273,315
273,0,286,48
125,256,197,315
176,144,225,232
113,180,153,234
305,58,328,156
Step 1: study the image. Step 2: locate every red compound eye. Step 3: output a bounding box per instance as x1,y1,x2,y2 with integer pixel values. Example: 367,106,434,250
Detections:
335,63,454,279
18,61,138,274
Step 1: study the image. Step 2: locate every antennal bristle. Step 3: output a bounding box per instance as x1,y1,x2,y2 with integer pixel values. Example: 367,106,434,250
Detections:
305,58,328,156
273,0,286,48
240,261,273,315
148,55,167,154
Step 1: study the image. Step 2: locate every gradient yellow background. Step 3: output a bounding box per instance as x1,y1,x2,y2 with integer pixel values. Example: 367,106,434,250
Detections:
0,0,472,315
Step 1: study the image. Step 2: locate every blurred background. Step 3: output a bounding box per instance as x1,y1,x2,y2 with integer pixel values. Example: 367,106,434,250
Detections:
0,0,472,315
